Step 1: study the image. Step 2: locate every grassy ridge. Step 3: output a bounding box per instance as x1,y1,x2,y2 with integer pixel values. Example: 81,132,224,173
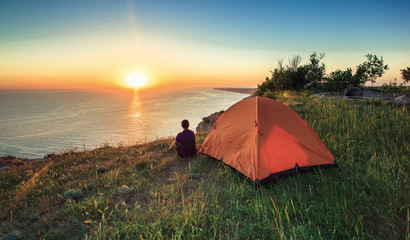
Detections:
0,96,408,239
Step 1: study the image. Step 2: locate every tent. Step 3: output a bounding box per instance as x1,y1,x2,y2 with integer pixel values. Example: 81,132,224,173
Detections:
200,96,335,183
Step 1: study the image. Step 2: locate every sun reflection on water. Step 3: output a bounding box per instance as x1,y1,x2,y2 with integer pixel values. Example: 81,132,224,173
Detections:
127,91,146,143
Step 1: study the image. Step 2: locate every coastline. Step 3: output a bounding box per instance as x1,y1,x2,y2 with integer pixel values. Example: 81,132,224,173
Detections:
214,87,256,95
0,88,255,170
0,88,247,162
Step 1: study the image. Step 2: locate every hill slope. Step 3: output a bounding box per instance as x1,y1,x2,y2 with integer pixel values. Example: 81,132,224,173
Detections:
1,96,408,239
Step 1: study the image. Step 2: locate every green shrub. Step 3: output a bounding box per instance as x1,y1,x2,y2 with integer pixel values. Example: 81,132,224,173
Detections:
382,82,408,93
262,90,276,99
256,52,325,95
63,189,84,200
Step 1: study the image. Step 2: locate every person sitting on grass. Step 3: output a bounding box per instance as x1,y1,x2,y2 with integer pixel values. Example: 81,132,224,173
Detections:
169,119,197,158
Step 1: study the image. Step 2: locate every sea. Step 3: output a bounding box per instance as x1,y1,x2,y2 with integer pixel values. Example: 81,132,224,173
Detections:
0,88,249,159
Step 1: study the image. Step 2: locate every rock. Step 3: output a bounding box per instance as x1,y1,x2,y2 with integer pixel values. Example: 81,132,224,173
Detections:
43,153,57,159
310,92,340,99
344,87,362,96
361,89,386,98
311,89,408,105
64,189,84,200
196,111,224,132
395,95,409,103
392,92,405,98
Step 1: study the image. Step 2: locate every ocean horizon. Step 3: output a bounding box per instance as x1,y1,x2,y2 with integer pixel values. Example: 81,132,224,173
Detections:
0,88,249,159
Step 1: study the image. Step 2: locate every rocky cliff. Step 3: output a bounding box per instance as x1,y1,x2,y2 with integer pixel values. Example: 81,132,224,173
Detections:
196,111,224,133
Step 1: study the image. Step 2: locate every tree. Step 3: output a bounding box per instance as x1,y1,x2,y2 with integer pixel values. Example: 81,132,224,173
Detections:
288,54,302,70
322,54,389,91
401,67,410,84
353,54,389,86
270,55,310,91
306,52,326,88
256,59,287,93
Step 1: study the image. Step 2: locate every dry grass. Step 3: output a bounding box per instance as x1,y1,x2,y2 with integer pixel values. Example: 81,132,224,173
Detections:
0,98,408,239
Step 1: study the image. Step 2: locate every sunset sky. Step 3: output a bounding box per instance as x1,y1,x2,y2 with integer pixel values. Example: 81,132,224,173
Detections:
0,0,409,89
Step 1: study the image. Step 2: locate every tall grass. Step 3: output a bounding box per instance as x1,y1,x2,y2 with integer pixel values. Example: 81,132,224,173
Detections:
0,97,408,239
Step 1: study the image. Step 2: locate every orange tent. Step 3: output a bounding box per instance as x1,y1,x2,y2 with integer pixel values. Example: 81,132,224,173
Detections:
200,96,335,183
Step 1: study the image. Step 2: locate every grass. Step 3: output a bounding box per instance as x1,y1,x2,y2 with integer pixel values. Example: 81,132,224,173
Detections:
0,96,408,239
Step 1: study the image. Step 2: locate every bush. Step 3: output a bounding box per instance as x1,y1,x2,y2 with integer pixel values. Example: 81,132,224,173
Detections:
323,68,354,92
257,53,389,94
63,189,84,200
322,54,388,91
262,89,276,99
255,52,325,96
382,82,407,93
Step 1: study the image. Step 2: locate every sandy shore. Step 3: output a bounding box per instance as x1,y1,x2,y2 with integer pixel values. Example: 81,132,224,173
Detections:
214,88,256,95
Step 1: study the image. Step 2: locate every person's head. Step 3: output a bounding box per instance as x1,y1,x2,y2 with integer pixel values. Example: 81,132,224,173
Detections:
181,119,189,129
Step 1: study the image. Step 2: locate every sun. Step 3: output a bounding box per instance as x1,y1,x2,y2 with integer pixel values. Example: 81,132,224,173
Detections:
126,72,149,88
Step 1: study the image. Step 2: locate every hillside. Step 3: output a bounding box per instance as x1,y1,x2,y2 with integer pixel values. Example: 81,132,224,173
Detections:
0,95,408,239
